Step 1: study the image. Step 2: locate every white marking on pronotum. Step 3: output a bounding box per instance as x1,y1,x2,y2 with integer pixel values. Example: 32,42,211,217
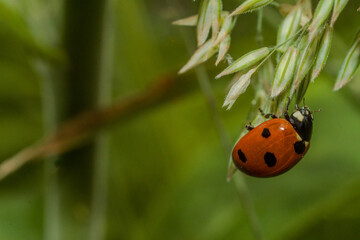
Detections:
293,111,304,122
295,133,302,141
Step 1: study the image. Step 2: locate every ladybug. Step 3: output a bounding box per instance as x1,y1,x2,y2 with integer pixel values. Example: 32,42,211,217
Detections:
232,103,314,177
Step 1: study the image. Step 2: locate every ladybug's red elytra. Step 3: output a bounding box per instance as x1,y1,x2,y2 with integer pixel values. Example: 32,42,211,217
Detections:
232,102,314,178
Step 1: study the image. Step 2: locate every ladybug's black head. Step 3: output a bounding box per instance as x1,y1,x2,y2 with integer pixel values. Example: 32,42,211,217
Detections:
289,106,313,142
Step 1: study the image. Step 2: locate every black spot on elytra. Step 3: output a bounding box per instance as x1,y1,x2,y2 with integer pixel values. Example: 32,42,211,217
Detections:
264,152,277,167
294,141,306,154
262,128,271,138
238,149,247,163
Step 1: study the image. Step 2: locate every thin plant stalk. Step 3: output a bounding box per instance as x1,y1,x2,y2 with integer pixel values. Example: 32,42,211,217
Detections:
174,1,264,238
256,9,264,45
38,62,61,240
195,61,265,240
88,0,115,239
57,0,107,239
234,173,265,240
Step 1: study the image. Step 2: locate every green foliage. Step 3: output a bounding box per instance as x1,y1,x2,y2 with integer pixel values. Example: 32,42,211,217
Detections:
0,0,359,240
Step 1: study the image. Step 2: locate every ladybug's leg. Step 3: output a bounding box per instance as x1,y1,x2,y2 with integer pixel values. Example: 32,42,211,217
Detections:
284,97,291,121
245,122,254,131
284,111,290,121
259,108,277,119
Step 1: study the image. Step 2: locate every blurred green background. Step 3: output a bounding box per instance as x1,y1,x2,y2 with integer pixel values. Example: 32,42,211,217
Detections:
0,0,359,239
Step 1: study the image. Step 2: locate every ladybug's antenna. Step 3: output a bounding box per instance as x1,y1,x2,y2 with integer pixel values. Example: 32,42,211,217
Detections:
303,98,306,107
312,108,322,113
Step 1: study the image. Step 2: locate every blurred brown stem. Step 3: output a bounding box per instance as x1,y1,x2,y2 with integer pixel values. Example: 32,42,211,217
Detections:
0,73,195,181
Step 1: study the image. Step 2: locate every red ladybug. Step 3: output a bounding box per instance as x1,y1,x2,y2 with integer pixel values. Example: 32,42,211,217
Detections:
232,104,314,177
